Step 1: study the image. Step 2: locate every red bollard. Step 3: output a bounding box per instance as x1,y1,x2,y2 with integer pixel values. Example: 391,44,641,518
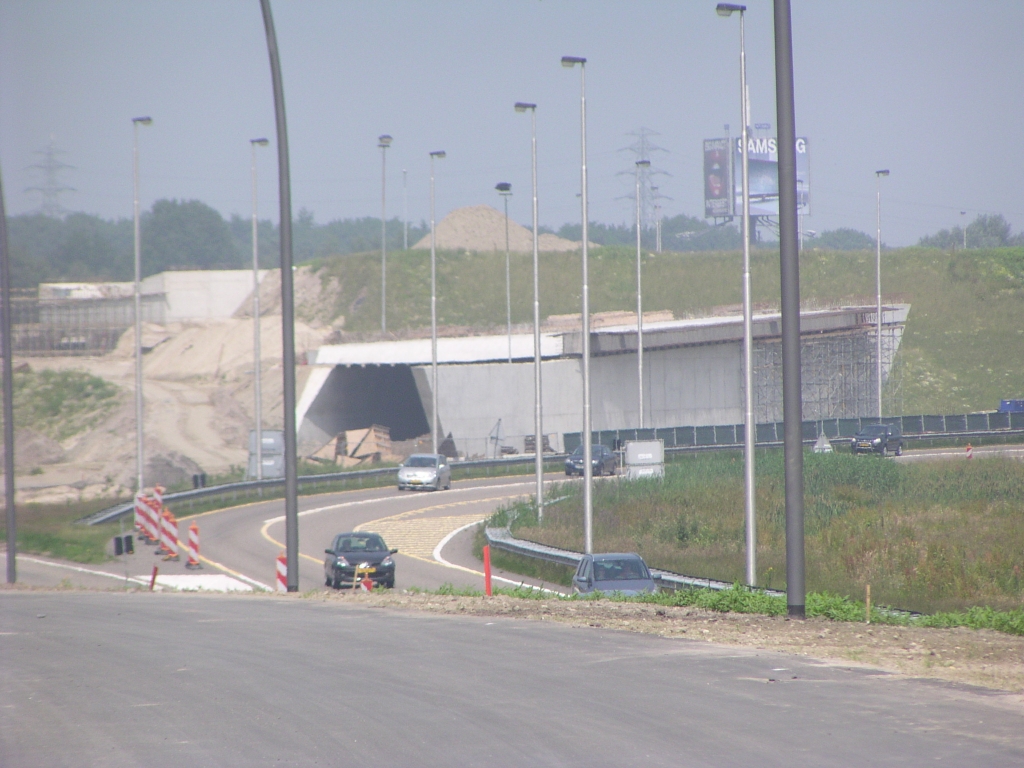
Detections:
149,565,159,591
483,544,492,597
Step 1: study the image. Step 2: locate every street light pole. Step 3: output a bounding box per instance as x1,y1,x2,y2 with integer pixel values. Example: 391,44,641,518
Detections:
403,169,409,250
379,135,392,334
429,150,446,455
961,210,967,250
249,135,270,479
875,169,890,420
515,101,543,521
132,116,152,496
718,2,757,587
635,159,650,429
495,183,513,363
562,55,593,554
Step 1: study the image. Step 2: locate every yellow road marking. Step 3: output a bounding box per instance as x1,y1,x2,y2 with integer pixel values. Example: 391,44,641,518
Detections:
260,492,523,571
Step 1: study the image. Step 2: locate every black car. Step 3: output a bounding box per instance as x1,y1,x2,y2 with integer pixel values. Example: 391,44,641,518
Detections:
324,532,397,589
565,444,618,476
851,423,903,456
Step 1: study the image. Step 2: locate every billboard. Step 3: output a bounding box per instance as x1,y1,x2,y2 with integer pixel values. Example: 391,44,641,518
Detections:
703,136,810,218
733,136,810,217
703,138,733,218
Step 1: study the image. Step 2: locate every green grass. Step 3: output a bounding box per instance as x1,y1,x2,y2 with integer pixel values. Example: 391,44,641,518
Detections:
0,498,132,564
309,244,1024,415
414,582,1024,636
10,368,121,440
496,450,1024,615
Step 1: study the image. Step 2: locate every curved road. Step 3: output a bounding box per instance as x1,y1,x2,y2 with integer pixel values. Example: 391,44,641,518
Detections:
189,474,568,593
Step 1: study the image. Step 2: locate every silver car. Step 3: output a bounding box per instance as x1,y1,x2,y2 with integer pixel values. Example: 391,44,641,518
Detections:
397,453,451,491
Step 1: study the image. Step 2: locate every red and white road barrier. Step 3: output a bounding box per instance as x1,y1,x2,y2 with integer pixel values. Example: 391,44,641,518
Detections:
966,443,974,459
185,523,202,569
276,551,287,592
159,509,180,561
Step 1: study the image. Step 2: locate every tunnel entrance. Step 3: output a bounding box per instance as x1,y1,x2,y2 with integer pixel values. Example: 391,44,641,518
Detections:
301,364,429,450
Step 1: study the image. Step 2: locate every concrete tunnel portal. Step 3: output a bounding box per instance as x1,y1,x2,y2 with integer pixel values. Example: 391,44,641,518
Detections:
299,364,430,449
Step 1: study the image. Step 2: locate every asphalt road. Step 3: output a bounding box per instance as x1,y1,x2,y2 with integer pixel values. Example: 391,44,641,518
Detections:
186,474,570,594
3,591,1023,767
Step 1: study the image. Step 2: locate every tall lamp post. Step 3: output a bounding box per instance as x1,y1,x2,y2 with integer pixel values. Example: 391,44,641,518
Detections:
960,210,967,250
875,169,890,420
379,135,392,334
515,101,544,521
561,55,593,554
132,116,152,496
495,182,513,363
635,159,650,428
717,2,757,587
250,138,269,480
403,169,409,250
429,150,446,455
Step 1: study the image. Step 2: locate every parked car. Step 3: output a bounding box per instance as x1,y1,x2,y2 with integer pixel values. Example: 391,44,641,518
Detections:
851,423,903,456
565,444,618,476
324,532,397,589
571,553,658,596
397,453,451,491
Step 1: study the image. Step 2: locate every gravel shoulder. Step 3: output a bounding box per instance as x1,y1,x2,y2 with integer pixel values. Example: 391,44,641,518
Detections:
320,591,1024,696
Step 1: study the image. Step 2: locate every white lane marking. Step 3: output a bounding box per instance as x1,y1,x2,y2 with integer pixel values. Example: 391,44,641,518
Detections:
261,477,558,525
8,554,152,587
432,519,561,595
142,574,253,592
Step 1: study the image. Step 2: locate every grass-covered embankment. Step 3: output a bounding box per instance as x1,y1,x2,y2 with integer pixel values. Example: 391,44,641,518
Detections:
496,451,1024,615
310,245,1024,415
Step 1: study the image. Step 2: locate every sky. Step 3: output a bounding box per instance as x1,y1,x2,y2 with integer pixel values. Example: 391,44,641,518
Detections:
1,0,1022,247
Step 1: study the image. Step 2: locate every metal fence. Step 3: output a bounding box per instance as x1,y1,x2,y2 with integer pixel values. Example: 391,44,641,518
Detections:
564,411,1024,453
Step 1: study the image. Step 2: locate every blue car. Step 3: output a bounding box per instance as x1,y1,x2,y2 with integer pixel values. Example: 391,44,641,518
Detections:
571,553,658,596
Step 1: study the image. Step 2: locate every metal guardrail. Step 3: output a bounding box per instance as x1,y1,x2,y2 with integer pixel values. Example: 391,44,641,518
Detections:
485,526,785,597
80,453,568,526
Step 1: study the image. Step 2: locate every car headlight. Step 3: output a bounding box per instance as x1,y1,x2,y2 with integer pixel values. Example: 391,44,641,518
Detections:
872,437,882,444
335,556,349,566
381,556,394,567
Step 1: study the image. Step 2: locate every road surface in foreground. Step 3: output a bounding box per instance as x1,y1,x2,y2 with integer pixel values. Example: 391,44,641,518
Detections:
2,591,1022,767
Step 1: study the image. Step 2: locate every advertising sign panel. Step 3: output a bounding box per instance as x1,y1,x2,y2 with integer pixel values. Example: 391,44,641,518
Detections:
703,138,733,218
732,136,810,217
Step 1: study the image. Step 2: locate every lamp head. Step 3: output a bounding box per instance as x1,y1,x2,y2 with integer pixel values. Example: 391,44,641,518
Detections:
636,160,651,168
378,134,393,148
561,56,586,67
132,116,153,125
495,182,512,194
716,3,746,16
514,102,537,112
251,138,269,146
876,169,890,177
430,151,446,159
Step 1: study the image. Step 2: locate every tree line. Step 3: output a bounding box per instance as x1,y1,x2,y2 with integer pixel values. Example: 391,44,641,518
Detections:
8,200,1020,289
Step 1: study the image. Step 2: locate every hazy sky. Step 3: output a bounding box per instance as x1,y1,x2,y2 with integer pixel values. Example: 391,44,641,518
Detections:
1,0,1022,246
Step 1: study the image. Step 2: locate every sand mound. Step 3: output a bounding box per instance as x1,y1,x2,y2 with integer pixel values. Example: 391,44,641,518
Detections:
412,205,582,253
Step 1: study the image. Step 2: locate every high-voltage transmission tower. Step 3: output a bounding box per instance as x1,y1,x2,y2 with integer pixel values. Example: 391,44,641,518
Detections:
24,138,75,217
618,128,669,242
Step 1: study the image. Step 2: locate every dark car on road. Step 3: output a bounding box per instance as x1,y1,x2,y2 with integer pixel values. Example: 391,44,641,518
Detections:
565,444,618,476
571,553,658,596
851,423,903,456
324,532,397,589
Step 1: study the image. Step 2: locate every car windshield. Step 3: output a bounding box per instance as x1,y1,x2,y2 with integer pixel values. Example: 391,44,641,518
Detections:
860,425,888,436
593,558,648,581
406,456,437,467
335,534,387,553
570,445,603,457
